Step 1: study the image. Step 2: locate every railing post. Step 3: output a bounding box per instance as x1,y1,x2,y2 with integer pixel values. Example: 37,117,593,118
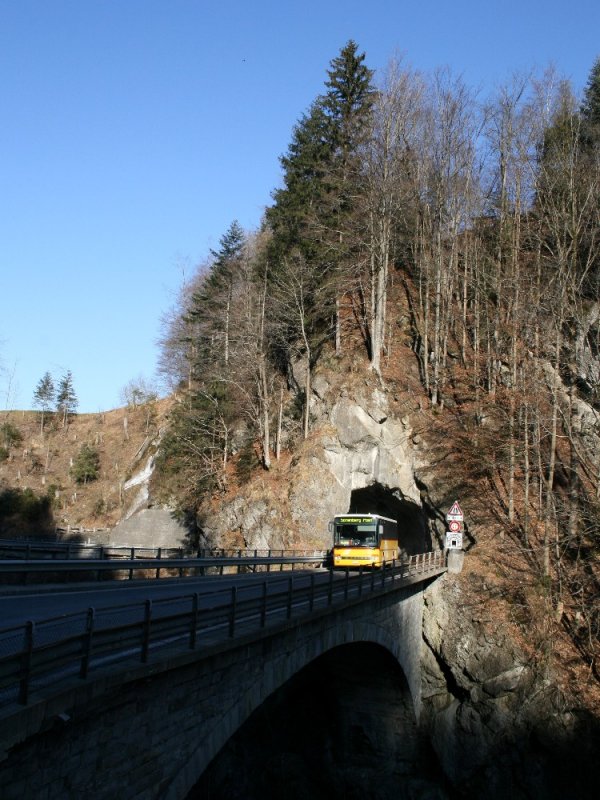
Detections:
229,586,237,637
328,567,334,606
287,576,293,619
189,593,199,649
80,607,95,678
19,620,35,705
129,547,135,580
155,548,162,579
261,581,268,627
141,600,152,662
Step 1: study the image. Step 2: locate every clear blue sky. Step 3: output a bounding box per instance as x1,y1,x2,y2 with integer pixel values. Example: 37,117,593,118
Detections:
1,0,598,413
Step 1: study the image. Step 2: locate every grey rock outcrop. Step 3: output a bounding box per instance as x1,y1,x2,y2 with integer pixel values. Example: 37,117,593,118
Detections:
200,383,426,551
421,576,599,799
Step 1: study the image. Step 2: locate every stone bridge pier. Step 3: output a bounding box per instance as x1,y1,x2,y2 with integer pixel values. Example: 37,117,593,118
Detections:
0,583,432,800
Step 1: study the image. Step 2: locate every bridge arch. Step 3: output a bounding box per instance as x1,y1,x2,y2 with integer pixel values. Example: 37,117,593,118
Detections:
167,586,425,799
0,581,429,800
189,640,426,799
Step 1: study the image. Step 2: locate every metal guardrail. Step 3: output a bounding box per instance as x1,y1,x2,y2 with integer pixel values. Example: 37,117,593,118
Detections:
0,550,446,709
0,539,320,562
0,553,329,584
0,541,185,561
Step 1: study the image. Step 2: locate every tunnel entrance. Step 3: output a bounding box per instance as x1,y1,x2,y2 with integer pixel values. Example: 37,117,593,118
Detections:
348,485,431,556
187,643,449,800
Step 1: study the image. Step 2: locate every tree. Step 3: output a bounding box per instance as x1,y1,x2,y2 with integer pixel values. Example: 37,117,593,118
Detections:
322,39,375,175
120,376,157,409
32,372,55,434
269,248,334,438
71,443,100,484
268,101,334,259
362,57,424,373
187,221,246,369
0,421,22,450
267,42,375,359
56,371,77,426
581,56,600,144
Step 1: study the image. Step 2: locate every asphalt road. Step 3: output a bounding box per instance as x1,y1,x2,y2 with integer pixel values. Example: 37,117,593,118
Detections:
0,569,334,631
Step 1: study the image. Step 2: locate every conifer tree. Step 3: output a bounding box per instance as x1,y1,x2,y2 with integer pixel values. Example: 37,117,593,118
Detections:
71,443,100,484
56,371,78,426
188,220,246,369
32,372,55,434
267,42,375,364
581,56,600,134
322,39,375,177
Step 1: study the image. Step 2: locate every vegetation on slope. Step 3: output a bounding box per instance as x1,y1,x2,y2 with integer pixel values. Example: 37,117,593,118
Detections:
0,398,168,536
153,44,600,687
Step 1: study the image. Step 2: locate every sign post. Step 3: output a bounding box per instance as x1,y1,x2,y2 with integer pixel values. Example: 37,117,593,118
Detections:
445,500,464,550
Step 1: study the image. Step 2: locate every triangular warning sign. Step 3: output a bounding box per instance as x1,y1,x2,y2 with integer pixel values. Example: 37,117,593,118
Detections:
447,500,463,518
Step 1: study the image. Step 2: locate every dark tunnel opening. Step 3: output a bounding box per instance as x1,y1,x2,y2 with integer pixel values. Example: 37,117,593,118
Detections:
187,643,450,800
348,484,432,556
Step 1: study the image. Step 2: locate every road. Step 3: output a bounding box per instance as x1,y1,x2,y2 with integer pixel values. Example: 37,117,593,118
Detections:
0,569,336,632
0,569,344,707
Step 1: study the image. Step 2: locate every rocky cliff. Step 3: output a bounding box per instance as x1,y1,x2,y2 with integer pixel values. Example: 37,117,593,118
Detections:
197,366,432,555
191,358,599,798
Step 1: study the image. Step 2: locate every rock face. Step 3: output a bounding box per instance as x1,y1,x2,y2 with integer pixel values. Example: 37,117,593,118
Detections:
421,576,599,799
154,370,599,796
200,379,429,554
291,393,421,541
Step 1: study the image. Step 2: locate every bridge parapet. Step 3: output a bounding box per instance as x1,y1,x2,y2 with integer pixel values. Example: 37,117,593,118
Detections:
0,551,447,800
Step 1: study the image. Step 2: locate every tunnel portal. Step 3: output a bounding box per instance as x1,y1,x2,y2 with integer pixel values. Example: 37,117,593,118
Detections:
348,484,431,556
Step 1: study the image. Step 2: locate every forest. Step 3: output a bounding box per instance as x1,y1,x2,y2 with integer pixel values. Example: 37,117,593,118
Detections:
156,43,600,677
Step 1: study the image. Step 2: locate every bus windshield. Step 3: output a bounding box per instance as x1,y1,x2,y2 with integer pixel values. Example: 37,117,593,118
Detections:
334,522,377,547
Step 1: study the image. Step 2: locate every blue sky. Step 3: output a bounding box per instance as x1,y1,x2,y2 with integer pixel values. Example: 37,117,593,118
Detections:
1,0,598,413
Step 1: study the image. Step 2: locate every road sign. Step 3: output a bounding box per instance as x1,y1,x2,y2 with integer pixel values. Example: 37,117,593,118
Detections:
446,531,463,550
448,519,461,532
446,500,463,522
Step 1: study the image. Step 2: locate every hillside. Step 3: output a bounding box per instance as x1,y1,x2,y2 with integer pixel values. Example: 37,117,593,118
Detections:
0,398,171,536
188,284,600,715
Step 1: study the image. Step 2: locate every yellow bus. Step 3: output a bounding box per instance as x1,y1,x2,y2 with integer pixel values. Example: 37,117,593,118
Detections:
330,513,399,568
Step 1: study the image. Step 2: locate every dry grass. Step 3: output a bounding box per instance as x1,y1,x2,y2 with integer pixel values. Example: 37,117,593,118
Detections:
0,398,171,531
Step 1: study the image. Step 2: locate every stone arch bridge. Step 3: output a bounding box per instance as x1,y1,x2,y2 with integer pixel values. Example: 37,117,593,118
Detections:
0,560,447,799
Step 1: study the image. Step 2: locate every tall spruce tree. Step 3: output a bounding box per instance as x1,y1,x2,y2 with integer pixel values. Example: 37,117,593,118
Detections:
188,220,246,369
581,56,600,135
267,42,374,350
322,40,375,178
56,371,78,426
268,41,374,257
32,372,55,434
